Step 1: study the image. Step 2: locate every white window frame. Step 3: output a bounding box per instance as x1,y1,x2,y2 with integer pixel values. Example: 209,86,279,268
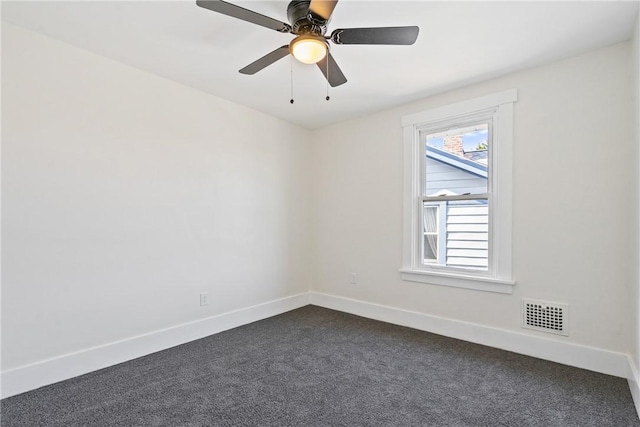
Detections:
400,89,517,294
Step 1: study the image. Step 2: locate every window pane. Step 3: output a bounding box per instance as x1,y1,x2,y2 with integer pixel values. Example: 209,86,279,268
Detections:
422,200,489,270
423,235,437,262
422,123,489,197
423,206,438,233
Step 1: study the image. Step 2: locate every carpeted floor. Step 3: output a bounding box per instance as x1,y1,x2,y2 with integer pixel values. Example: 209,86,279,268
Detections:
1,305,639,426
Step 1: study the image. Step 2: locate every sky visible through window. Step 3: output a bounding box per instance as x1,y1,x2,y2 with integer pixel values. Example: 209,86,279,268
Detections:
426,127,488,152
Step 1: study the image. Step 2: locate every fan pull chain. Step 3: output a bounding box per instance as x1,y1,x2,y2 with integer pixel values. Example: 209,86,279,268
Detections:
325,54,330,101
290,57,294,104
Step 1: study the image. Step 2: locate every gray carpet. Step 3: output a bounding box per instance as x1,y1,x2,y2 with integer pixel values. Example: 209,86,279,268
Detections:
1,305,639,426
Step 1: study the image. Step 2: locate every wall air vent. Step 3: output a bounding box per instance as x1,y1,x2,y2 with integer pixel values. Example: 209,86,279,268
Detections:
521,298,568,336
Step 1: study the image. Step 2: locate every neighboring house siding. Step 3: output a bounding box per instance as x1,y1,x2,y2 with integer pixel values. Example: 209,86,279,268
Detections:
425,157,486,196
446,203,488,269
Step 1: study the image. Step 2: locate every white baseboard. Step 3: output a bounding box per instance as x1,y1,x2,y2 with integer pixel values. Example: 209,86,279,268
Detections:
309,291,629,378
1,292,310,399
628,355,640,416
2,290,634,406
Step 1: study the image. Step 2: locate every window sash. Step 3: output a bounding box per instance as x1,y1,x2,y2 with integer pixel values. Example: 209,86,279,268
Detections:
421,197,490,271
422,193,488,203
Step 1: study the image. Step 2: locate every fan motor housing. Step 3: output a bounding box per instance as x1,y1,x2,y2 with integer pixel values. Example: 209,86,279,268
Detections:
287,0,328,35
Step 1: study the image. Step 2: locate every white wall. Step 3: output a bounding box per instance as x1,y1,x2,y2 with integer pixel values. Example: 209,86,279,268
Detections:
1,23,312,371
632,10,640,379
311,42,633,354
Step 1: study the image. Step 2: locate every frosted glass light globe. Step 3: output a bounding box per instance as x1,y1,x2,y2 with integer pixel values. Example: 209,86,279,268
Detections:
290,37,328,64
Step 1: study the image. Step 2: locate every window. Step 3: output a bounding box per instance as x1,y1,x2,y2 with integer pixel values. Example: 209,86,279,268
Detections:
400,90,517,294
423,122,489,270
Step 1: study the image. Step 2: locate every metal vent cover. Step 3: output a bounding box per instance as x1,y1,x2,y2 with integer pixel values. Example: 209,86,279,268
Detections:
521,299,568,336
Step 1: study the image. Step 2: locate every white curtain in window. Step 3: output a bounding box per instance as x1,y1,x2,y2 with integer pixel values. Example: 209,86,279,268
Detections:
423,206,438,259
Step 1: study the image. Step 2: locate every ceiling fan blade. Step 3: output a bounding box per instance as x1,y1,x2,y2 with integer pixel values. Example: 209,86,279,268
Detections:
239,46,290,75
316,52,347,87
309,0,339,21
196,0,291,33
331,26,419,45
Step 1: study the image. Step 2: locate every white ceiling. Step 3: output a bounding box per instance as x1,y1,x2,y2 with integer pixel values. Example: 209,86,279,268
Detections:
2,1,639,129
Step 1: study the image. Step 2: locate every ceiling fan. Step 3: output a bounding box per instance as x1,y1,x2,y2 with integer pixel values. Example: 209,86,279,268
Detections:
196,0,419,87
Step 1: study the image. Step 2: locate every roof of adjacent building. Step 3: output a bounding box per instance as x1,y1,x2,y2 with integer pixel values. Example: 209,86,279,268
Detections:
426,146,488,178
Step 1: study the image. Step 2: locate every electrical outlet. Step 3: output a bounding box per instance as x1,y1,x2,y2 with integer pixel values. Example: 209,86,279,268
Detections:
350,273,358,284
200,292,208,306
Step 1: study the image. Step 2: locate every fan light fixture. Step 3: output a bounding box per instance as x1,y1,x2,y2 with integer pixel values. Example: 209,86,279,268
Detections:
290,36,327,64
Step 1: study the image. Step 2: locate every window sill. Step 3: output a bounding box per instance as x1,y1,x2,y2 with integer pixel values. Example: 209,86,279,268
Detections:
399,268,515,294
